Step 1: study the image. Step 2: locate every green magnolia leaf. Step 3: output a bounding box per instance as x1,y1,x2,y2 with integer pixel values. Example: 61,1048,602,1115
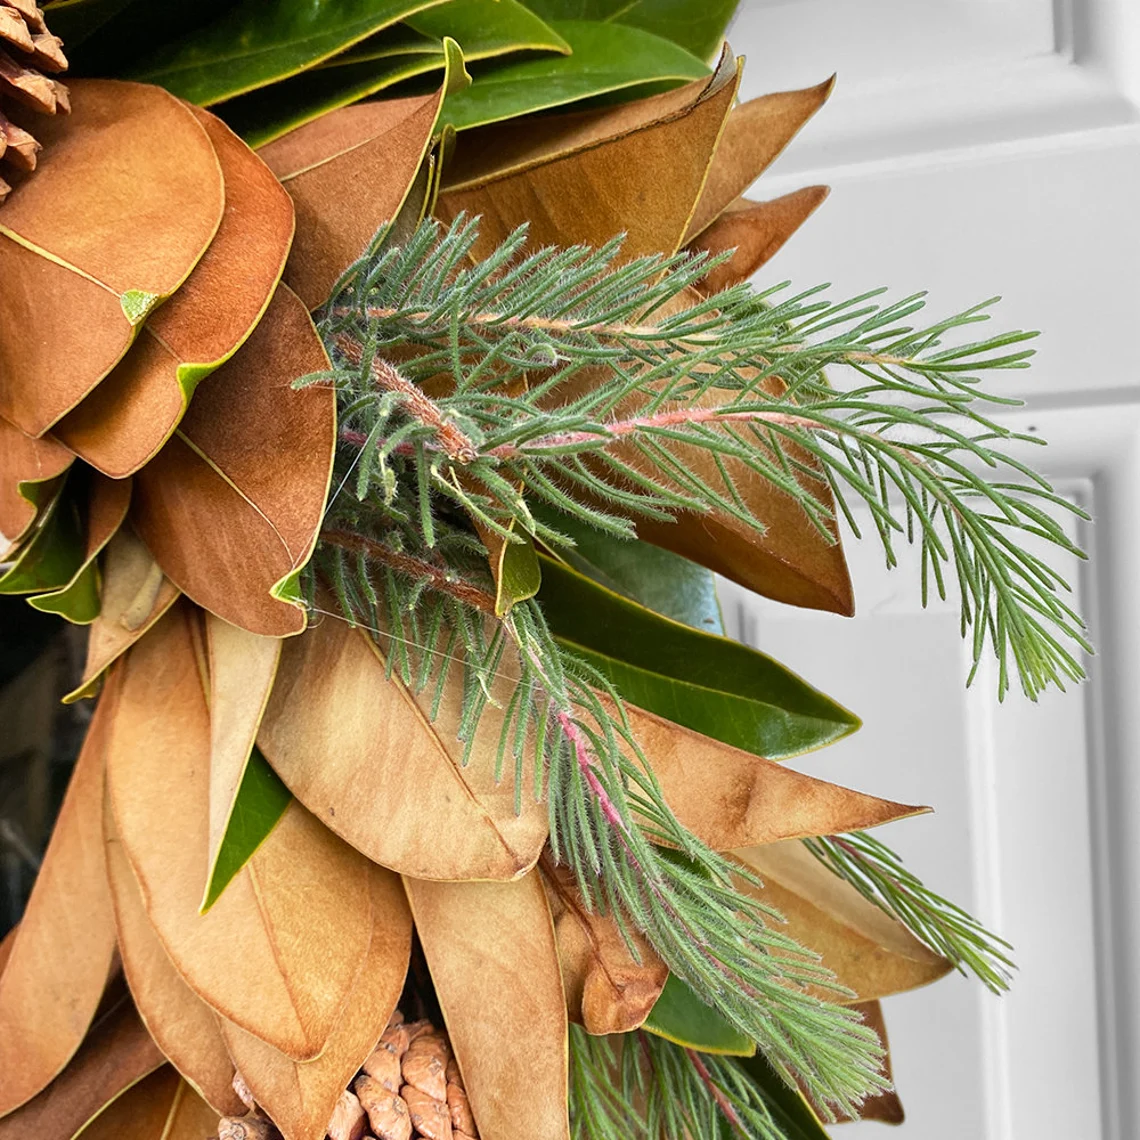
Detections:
126,0,451,105
495,529,542,617
42,0,139,48
734,1051,832,1139
440,19,708,131
200,747,292,913
0,486,84,597
538,556,859,759
644,974,756,1056
533,504,723,634
522,0,737,61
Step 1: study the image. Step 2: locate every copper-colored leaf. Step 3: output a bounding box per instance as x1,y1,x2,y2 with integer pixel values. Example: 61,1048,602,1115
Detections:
0,413,71,543
628,703,923,850
0,79,224,435
0,999,165,1140
404,871,570,1140
733,839,953,1002
541,858,667,1035
105,603,374,1061
64,526,180,703
0,674,119,1116
130,283,335,637
436,50,740,263
686,188,830,294
104,798,244,1116
258,615,549,882
220,864,413,1140
72,1067,183,1140
682,77,835,244
54,106,295,478
258,91,442,309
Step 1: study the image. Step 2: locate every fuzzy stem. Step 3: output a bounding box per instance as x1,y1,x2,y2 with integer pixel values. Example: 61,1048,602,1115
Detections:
686,1049,747,1137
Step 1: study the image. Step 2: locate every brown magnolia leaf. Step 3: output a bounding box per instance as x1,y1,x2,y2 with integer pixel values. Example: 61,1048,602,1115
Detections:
0,999,165,1140
0,79,224,436
627,703,923,849
0,413,71,542
64,526,180,703
404,870,570,1140
104,797,244,1117
0,924,15,973
204,612,283,890
733,839,953,1002
682,77,835,244
220,864,413,1140
130,283,334,637
258,615,549,882
817,1001,904,1125
258,91,442,309
74,1067,181,1139
686,188,830,294
0,672,119,1116
540,857,666,1035
54,106,295,478
436,49,740,264
105,603,374,1061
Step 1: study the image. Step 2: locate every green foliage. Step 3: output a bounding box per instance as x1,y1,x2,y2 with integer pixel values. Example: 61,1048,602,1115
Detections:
0,485,85,596
644,974,757,1056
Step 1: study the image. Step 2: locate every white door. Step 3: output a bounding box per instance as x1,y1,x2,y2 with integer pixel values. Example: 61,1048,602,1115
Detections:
722,4,1140,1137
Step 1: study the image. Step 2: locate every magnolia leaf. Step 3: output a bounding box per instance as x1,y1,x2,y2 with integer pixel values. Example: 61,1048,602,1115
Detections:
219,865,413,1140
202,613,284,909
105,603,375,1061
404,870,570,1140
0,1000,165,1140
29,472,132,623
54,108,295,479
643,974,755,1056
438,19,708,133
258,76,451,309
683,77,835,244
687,188,830,294
0,478,85,596
0,677,119,1116
436,46,729,261
531,503,722,633
541,858,667,1035
0,416,72,544
537,556,858,759
734,1050,831,1140
126,0,452,105
75,1069,222,1140
130,283,335,637
733,840,953,1002
64,526,180,704
40,0,138,49
258,615,549,881
815,1001,904,1125
0,80,223,436
625,702,924,851
102,807,244,1117
324,21,442,62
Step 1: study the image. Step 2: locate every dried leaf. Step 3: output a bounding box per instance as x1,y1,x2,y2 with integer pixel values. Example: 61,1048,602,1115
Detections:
105,603,375,1061
541,859,667,1035
258,88,444,309
0,414,71,543
64,526,180,703
682,77,835,243
76,1069,224,1140
404,871,570,1140
0,674,119,1116
130,283,335,637
258,616,549,881
0,79,224,435
104,799,244,1116
686,188,830,294
732,840,953,1002
220,865,413,1140
0,999,165,1140
626,702,924,850
54,106,295,479
435,49,737,262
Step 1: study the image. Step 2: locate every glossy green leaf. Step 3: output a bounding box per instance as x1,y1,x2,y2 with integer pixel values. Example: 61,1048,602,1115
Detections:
538,556,859,760
495,529,542,617
533,504,723,634
440,19,708,131
42,0,139,48
734,1051,832,1139
522,0,737,61
0,487,84,596
127,0,451,106
644,975,756,1056
200,747,292,913
27,560,100,623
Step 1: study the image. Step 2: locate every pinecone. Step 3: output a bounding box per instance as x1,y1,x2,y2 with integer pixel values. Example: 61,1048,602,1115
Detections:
215,1010,480,1140
0,0,68,201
